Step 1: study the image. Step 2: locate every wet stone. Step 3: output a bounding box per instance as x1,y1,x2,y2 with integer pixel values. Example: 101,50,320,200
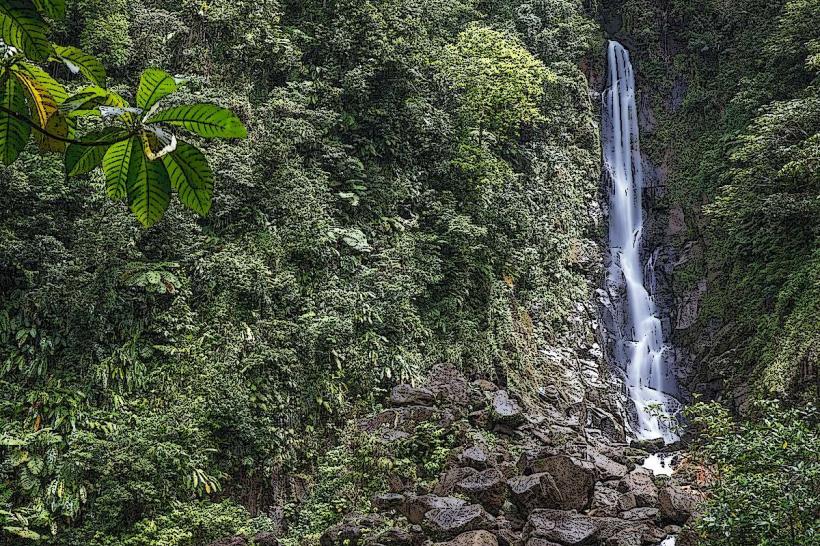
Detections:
491,391,525,427
391,384,435,407
422,504,495,540
402,494,467,525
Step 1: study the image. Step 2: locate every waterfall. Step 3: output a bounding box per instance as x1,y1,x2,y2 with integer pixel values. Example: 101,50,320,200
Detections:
602,41,678,442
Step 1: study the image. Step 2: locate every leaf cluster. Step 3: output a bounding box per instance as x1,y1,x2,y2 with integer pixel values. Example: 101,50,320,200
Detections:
0,0,247,226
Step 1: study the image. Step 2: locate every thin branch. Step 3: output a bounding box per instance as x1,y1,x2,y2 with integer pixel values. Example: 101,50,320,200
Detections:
0,105,134,146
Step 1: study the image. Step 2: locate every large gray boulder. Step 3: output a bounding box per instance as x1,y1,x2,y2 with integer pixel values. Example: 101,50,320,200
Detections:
427,364,470,408
372,492,405,511
525,539,561,546
461,445,491,470
525,510,631,546
604,526,646,546
590,483,620,517
588,449,628,481
618,470,658,507
618,507,659,521
422,504,495,540
402,495,467,525
658,485,702,524
455,468,507,515
491,391,525,427
530,456,598,511
390,384,435,407
437,530,499,546
507,473,562,513
435,467,479,496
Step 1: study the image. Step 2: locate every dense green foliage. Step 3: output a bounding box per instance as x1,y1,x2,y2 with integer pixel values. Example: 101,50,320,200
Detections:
617,0,819,401
687,401,820,545
2,0,815,543
286,422,456,543
0,0,601,542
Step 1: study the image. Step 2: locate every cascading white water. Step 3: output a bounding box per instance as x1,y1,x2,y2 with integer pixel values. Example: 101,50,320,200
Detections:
602,41,678,442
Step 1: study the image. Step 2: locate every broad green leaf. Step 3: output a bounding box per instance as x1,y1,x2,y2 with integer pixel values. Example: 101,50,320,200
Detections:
162,140,213,215
136,68,176,111
13,61,67,103
12,61,73,150
102,137,138,199
140,126,176,160
146,103,247,139
33,108,69,151
12,62,67,130
60,86,127,117
0,1,52,61
52,45,106,86
33,0,66,19
0,75,31,164
3,526,42,540
126,153,171,227
65,127,128,176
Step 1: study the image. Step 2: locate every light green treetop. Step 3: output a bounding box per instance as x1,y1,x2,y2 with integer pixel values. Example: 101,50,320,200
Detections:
437,24,554,141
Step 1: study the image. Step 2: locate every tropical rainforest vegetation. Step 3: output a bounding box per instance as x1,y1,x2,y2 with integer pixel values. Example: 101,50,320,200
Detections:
0,0,816,544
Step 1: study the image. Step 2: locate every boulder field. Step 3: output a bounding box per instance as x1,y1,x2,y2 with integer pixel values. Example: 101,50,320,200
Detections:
316,365,704,546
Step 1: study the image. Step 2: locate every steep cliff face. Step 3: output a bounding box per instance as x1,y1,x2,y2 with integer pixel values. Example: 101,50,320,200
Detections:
597,0,819,410
597,1,728,409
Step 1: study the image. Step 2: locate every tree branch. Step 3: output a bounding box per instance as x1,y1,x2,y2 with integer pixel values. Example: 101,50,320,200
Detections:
0,105,133,146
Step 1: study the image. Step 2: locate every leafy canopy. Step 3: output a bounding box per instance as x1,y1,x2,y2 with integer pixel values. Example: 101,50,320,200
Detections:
0,0,246,226
687,401,820,545
437,24,553,140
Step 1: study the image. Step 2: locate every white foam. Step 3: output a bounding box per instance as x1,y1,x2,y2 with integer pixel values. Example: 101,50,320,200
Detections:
643,453,675,476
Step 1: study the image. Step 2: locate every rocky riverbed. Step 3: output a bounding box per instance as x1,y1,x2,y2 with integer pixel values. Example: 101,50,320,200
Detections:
310,365,704,546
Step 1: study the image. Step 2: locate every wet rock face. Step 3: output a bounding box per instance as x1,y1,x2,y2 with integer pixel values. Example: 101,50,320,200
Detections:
491,391,525,427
